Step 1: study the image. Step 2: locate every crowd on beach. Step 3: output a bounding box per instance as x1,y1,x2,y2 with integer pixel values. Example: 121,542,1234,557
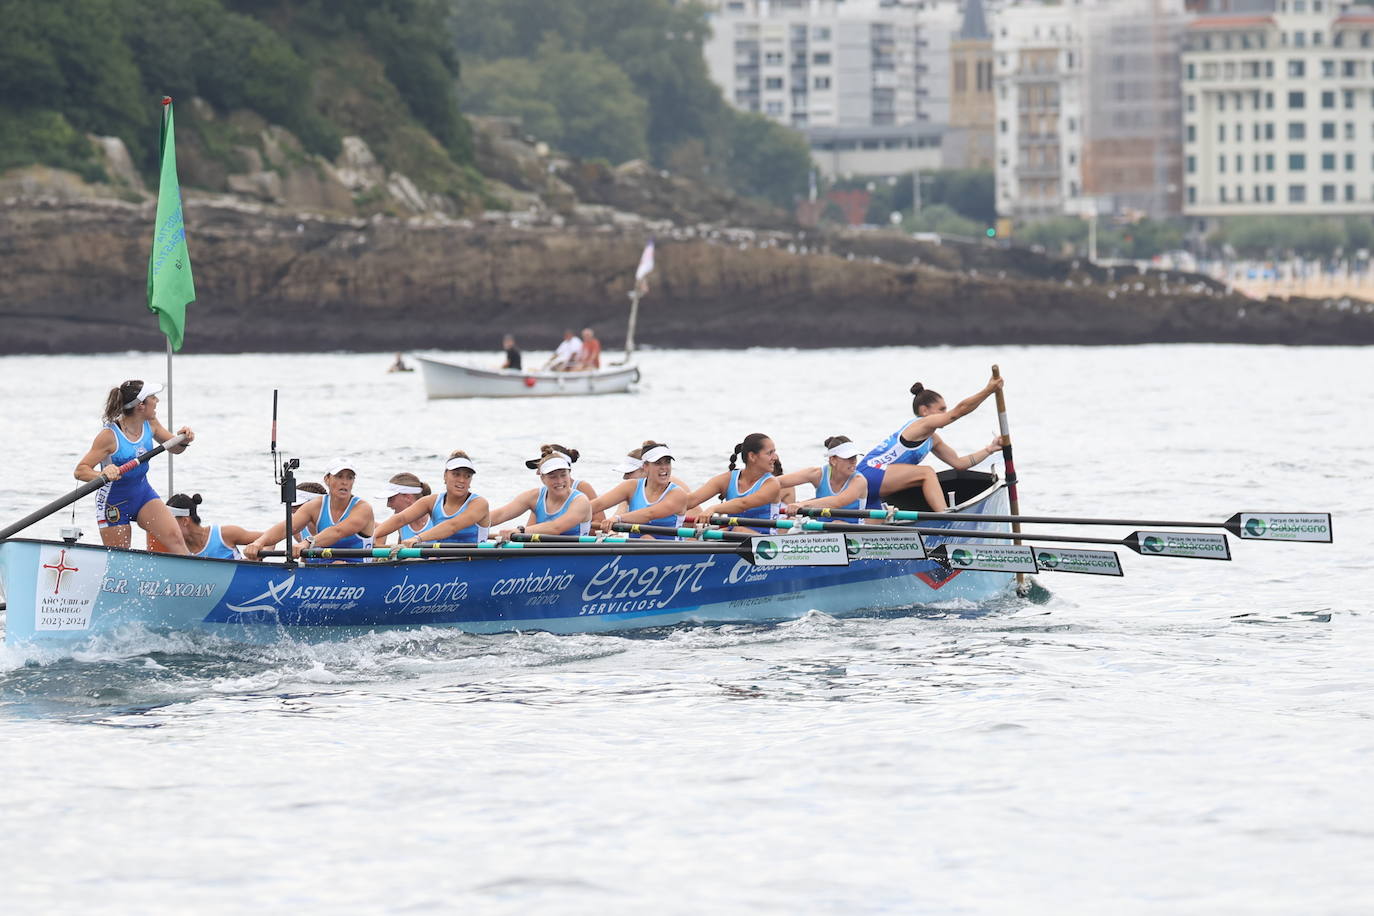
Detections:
72,373,1006,561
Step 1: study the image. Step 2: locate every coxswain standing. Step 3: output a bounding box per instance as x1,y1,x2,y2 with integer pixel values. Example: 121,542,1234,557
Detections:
74,379,196,553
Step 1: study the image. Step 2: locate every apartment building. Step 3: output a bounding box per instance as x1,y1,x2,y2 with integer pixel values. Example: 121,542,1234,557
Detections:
703,0,955,176
1180,1,1374,216
993,2,1086,219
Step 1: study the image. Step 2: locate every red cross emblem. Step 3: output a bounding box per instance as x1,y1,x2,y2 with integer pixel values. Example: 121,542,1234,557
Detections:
42,550,80,595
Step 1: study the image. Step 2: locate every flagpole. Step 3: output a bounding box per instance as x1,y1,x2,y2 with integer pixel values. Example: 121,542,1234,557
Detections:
166,336,174,495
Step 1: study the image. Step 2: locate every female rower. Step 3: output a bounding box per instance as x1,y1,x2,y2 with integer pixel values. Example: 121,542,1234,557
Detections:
166,493,262,559
372,452,489,546
74,379,196,553
859,376,1005,512
373,472,431,544
490,452,592,538
525,444,602,522
243,460,375,561
683,433,781,534
592,442,688,538
291,481,327,543
600,447,648,516
776,436,869,518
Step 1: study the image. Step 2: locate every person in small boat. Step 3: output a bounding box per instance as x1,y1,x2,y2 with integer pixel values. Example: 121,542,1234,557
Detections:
74,379,196,553
291,481,327,542
372,472,431,545
777,436,869,519
859,376,1005,512
571,327,602,370
544,329,583,371
373,453,489,546
501,334,522,370
490,452,593,538
683,433,781,534
243,461,375,561
592,442,688,538
166,493,263,559
388,352,412,373
524,444,602,523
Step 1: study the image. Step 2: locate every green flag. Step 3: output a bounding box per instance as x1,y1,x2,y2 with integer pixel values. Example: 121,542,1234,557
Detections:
147,97,195,351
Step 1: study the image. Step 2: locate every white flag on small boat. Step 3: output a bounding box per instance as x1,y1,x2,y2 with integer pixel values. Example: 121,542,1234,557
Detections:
635,239,655,283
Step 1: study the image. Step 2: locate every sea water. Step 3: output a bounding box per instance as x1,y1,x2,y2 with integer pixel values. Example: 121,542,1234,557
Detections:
1,346,1371,914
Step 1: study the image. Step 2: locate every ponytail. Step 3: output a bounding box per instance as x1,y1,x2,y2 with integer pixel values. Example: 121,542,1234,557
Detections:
102,380,143,423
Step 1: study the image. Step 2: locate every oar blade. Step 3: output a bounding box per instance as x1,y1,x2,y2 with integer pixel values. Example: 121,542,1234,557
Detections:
1128,531,1231,560
930,543,1038,574
1030,547,1123,577
842,530,927,560
747,533,849,567
1225,513,1333,543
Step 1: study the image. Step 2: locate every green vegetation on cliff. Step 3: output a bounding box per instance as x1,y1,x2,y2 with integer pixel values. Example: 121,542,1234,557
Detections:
0,0,477,199
452,0,813,208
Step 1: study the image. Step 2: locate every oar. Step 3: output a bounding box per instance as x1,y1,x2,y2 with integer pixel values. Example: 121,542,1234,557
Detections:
991,363,1026,591
608,522,750,541
507,533,730,548
792,507,1332,544
698,514,1229,560
0,434,188,540
262,543,751,561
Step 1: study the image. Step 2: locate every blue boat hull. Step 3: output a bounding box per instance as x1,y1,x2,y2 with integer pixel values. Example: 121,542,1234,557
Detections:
2,486,1014,649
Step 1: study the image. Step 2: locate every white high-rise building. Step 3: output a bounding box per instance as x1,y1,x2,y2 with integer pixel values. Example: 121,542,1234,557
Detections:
702,0,958,176
1180,1,1374,216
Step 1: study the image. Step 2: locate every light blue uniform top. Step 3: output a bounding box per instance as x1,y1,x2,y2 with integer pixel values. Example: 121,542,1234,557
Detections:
725,470,777,532
426,492,487,544
534,487,591,536
195,525,238,559
317,495,372,555
628,479,682,538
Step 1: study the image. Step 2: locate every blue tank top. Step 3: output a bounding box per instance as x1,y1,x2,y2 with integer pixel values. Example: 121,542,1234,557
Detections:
816,468,863,512
103,421,155,484
196,525,237,560
534,487,590,535
400,521,423,541
428,492,487,544
862,420,934,470
726,470,777,524
629,479,682,533
317,495,371,551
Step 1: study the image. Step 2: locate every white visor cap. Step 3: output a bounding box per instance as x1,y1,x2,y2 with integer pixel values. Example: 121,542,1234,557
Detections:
376,481,424,498
640,445,674,463
825,441,863,459
538,456,572,474
123,381,164,409
445,456,477,473
325,460,358,476
611,456,645,475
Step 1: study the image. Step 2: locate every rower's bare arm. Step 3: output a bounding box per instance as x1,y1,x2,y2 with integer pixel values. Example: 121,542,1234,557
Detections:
794,474,868,511
488,490,536,527
524,494,592,535
683,474,727,511
222,525,264,547
74,429,118,482
312,502,374,548
153,420,195,452
414,498,490,543
931,433,1001,470
775,467,821,489
947,375,1003,422
612,486,689,525
374,496,434,540
577,480,606,522
716,477,780,515
590,481,635,514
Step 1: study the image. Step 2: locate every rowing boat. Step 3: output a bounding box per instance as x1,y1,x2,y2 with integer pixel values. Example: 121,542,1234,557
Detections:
416,355,640,399
0,472,1014,648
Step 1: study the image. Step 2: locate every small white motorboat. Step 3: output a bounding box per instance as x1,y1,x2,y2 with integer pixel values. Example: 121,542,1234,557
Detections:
416,357,640,399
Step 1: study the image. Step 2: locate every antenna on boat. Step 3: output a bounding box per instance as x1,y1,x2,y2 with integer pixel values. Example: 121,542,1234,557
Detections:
271,389,299,569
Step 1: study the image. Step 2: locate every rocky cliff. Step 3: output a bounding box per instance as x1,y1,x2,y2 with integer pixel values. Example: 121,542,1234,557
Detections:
3,115,1373,353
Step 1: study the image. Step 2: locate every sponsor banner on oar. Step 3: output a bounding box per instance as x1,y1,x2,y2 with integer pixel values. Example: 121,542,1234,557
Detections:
930,543,1037,573
843,531,926,560
749,533,849,567
1228,513,1333,543
1031,547,1123,577
1129,531,1231,560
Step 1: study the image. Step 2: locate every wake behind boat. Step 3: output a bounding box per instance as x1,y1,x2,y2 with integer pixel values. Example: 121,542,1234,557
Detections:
417,355,640,399
1,473,1015,648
